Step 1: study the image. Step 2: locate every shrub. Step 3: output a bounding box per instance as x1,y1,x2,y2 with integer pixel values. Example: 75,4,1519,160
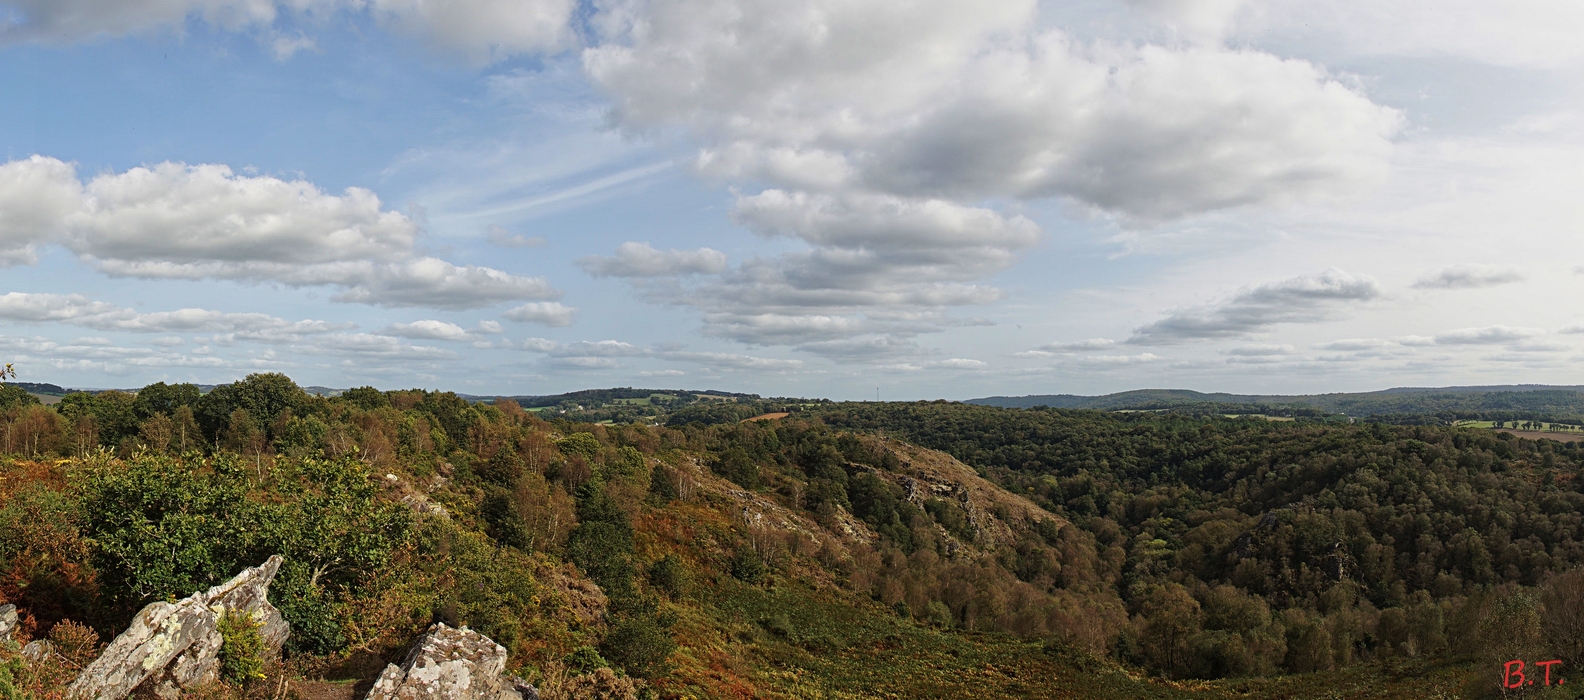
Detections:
218,608,266,683
600,615,675,679
647,555,690,599
566,645,609,673
729,548,766,584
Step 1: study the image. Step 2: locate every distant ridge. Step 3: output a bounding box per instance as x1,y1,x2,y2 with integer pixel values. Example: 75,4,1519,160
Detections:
966,385,1584,417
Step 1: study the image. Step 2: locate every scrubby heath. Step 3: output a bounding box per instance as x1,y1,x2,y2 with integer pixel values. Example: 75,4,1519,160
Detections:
0,376,1581,698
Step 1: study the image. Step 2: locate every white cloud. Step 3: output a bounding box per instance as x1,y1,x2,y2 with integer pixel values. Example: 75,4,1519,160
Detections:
1129,269,1382,344
502,301,577,326
926,358,987,369
1077,353,1160,366
0,155,80,265
1026,338,1117,355
1233,1,1584,69
362,0,574,63
1412,264,1526,290
578,242,727,277
0,157,558,309
580,0,1399,352
587,2,1400,222
272,332,459,361
0,292,352,339
1226,344,1297,356
657,350,802,370
1316,338,1394,351
384,319,471,341
1431,326,1546,345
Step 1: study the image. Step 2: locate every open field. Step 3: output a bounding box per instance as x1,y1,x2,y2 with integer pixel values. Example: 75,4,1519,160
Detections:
742,411,790,422
1498,429,1584,442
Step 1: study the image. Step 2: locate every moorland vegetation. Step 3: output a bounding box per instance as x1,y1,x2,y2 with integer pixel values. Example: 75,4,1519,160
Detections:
3,374,1584,698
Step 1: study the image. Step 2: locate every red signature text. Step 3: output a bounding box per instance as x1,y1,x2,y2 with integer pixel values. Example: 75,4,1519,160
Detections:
1504,660,1564,688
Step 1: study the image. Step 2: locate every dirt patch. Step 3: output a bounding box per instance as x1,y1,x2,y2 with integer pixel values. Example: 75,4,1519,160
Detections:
1498,429,1584,443
740,412,790,422
289,679,367,700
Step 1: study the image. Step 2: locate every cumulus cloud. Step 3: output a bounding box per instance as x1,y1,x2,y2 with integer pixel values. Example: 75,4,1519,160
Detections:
626,193,1036,346
0,157,559,309
579,0,1399,351
577,242,727,277
1129,268,1382,344
1412,264,1526,290
0,156,80,265
587,1,1400,222
502,301,578,326
384,320,472,341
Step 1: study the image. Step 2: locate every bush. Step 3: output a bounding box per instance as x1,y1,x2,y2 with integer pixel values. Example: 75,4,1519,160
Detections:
218,608,266,683
566,645,609,673
729,548,766,584
647,555,690,599
600,615,675,679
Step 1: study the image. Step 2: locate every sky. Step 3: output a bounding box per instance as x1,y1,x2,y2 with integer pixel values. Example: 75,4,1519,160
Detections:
0,0,1581,400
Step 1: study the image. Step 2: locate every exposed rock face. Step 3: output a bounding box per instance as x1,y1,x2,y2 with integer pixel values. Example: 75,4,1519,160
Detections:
0,603,17,642
364,623,528,700
66,556,289,700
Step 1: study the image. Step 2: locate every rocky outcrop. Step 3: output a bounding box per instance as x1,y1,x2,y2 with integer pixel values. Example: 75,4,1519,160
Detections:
0,603,17,642
364,623,530,700
66,556,289,700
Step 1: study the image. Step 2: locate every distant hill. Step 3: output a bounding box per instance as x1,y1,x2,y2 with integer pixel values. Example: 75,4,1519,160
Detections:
476,386,760,408
9,381,67,395
967,385,1584,418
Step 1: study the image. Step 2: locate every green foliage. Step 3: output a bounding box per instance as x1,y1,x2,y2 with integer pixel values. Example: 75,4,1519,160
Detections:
0,384,38,412
565,645,609,673
273,414,328,457
568,482,638,607
730,547,766,584
847,472,919,550
341,386,390,411
196,373,309,442
557,432,603,461
133,382,201,421
58,391,139,447
711,447,760,489
81,453,264,607
600,615,675,679
648,554,691,599
218,608,266,683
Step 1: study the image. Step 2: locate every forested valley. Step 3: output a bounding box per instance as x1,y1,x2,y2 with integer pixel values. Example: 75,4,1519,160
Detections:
4,376,1583,698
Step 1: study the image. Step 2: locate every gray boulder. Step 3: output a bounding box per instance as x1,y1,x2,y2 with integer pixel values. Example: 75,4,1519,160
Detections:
364,623,529,700
21,640,52,662
66,555,289,700
0,603,16,642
